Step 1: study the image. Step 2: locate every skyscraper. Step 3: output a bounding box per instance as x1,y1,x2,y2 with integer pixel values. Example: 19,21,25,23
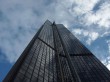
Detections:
3,20,110,82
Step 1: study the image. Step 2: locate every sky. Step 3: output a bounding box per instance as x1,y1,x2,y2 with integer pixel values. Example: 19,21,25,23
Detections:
0,0,110,81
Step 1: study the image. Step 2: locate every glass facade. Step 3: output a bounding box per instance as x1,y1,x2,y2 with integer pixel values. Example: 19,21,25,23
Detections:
3,20,110,82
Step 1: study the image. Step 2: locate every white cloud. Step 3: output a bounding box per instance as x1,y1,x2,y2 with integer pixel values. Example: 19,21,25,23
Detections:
107,64,110,70
70,0,99,14
86,32,99,45
106,40,110,55
83,1,110,28
72,29,82,35
100,31,110,37
72,29,99,45
0,0,45,63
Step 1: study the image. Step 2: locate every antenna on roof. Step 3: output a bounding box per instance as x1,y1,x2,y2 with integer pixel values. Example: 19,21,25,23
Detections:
52,21,56,25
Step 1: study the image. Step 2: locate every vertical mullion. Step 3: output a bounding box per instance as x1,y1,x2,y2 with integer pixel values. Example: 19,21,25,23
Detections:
93,56,110,78
48,46,50,81
37,43,45,81
55,24,81,82
52,50,54,82
89,56,108,80
86,56,104,80
42,45,47,82
21,39,39,81
43,24,49,82
73,57,86,80
82,56,101,81
29,40,42,81
78,56,95,81
52,25,64,82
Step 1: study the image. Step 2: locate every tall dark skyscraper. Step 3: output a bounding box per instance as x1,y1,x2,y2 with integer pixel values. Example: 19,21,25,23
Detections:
3,20,110,82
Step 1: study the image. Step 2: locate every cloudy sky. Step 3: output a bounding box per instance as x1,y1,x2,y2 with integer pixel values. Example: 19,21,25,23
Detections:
0,0,110,81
